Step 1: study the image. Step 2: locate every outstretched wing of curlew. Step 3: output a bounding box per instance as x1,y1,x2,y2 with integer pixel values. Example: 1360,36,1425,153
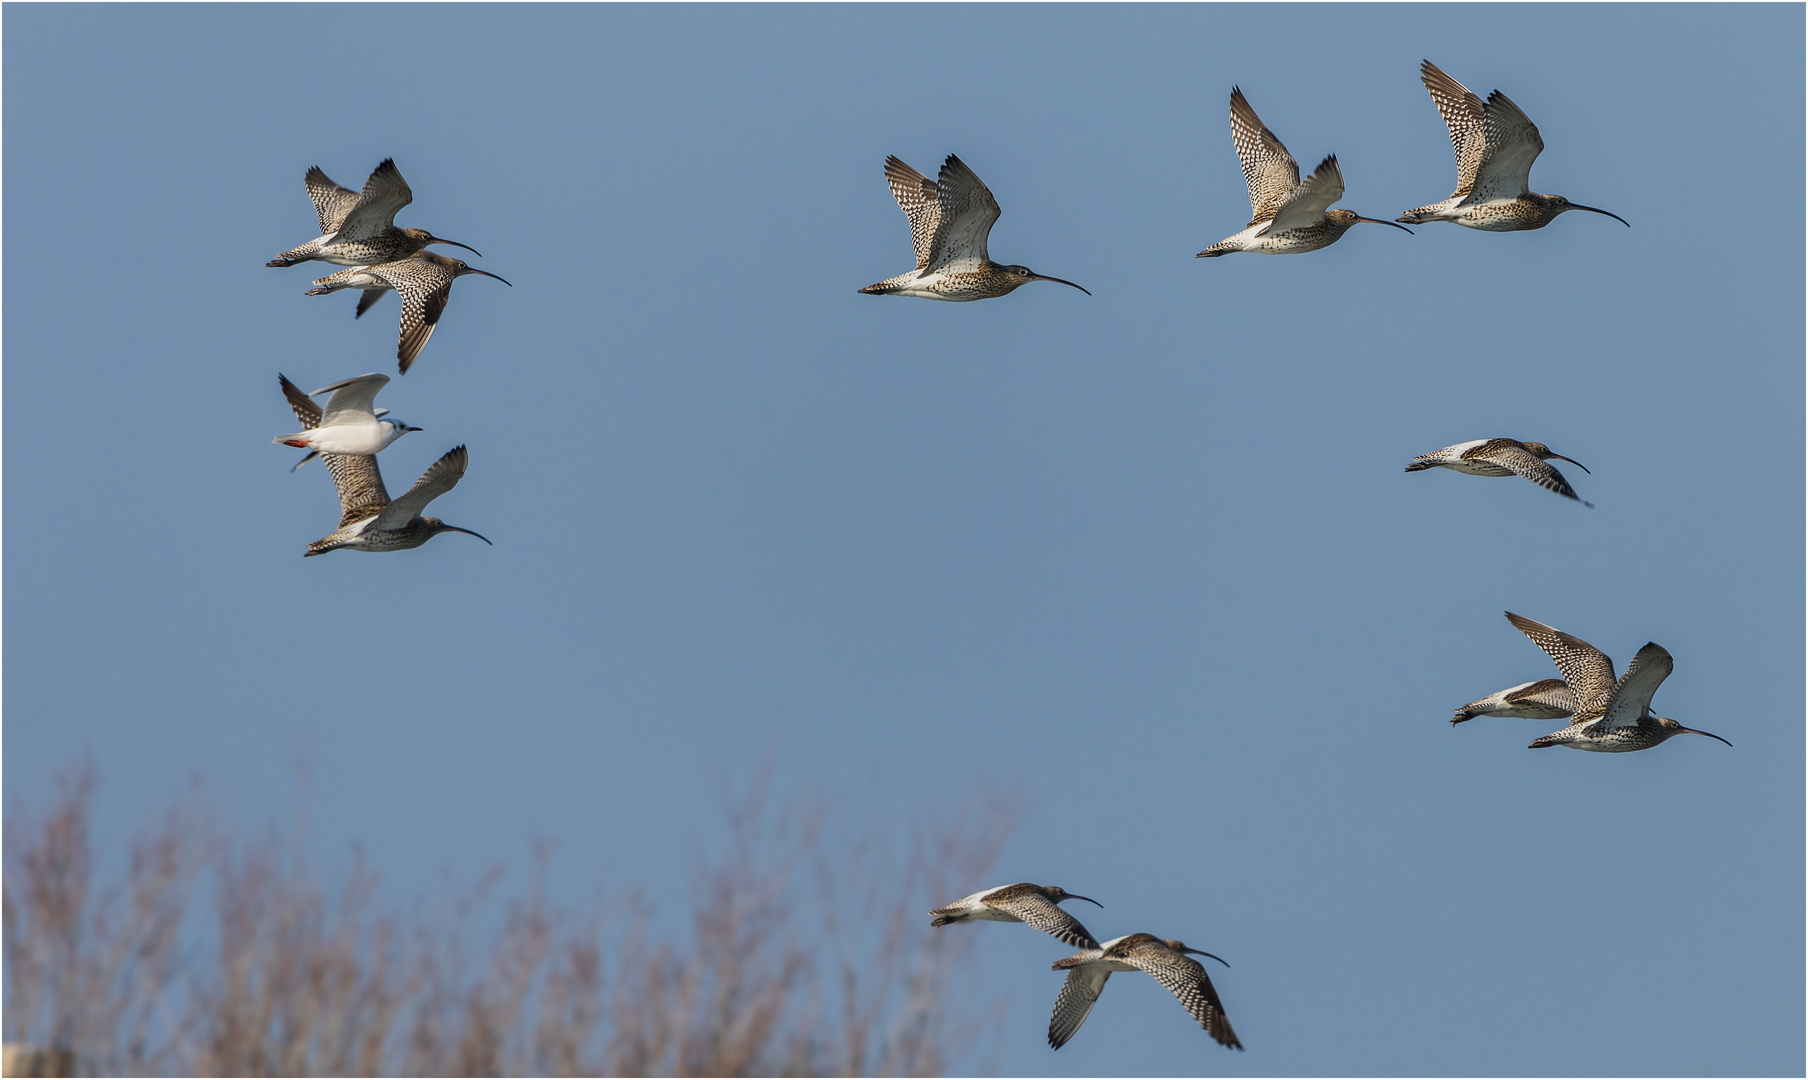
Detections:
1419,60,1487,200
1475,443,1585,503
926,154,1001,270
305,167,361,236
372,445,468,530
1268,155,1345,233
883,156,942,271
1596,643,1674,732
335,158,414,241
1472,90,1545,202
986,891,1099,950
1047,966,1110,1050
1505,612,1618,723
1121,939,1242,1050
1229,86,1301,226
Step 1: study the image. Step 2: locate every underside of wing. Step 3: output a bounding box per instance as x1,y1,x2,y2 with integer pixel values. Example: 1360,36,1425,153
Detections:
1228,87,1301,226
1419,60,1486,199
927,154,1001,270
373,445,468,530
989,894,1099,949
1506,678,1580,715
883,156,942,270
1472,90,1544,201
1505,612,1617,716
1047,967,1109,1050
393,275,452,373
336,158,413,241
1126,942,1241,1049
304,167,361,236
328,451,390,528
355,286,393,319
1482,444,1583,502
1598,643,1674,731
1268,155,1344,233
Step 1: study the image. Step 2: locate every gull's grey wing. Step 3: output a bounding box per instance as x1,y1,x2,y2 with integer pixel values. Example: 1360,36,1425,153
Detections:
1267,155,1345,233
1228,86,1301,226
1597,643,1674,732
304,167,361,236
312,373,390,427
926,154,1001,270
883,156,942,271
1419,60,1487,200
1505,612,1618,721
1047,966,1110,1050
334,159,414,241
372,445,468,530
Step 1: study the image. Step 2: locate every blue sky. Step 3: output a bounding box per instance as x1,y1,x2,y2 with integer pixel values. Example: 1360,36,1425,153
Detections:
4,4,1802,1075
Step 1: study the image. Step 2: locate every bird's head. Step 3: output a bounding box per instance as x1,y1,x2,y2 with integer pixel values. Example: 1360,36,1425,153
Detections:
1536,194,1630,227
1045,886,1103,909
1656,718,1731,747
424,518,493,545
382,419,424,437
1163,940,1231,968
1521,443,1591,474
999,265,1091,296
400,227,483,258
1326,209,1415,235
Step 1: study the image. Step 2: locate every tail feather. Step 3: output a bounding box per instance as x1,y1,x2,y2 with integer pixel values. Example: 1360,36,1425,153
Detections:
1404,461,1434,472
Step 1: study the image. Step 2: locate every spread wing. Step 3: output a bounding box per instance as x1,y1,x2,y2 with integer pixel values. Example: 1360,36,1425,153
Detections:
1268,155,1344,233
1474,443,1586,503
304,167,361,236
986,893,1099,950
1419,60,1487,200
312,373,390,427
925,154,1000,270
1228,86,1300,226
334,158,413,241
1505,612,1618,721
1047,966,1110,1050
1596,643,1673,732
883,156,942,270
372,445,467,530
280,373,323,429
281,374,389,521
1505,678,1580,715
1122,941,1241,1050
355,286,392,319
1472,90,1544,201
365,258,455,373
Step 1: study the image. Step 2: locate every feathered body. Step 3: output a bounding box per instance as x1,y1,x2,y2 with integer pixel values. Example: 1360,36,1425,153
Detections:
1406,438,1592,506
267,159,481,268
1452,678,1578,724
306,252,511,373
1048,934,1241,1051
929,883,1101,949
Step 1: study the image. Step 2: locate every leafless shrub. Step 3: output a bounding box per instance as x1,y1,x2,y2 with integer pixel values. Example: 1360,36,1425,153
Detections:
3,763,1019,1077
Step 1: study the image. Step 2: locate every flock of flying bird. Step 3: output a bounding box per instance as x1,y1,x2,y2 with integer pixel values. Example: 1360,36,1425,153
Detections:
262,58,1726,1050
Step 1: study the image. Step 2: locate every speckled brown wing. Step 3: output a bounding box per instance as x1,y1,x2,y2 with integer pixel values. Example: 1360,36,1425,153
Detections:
1120,939,1242,1050
927,154,1001,270
335,158,414,242
1047,965,1110,1050
1473,442,1587,504
304,168,361,236
1228,86,1300,226
883,156,941,270
1504,678,1580,714
1419,61,1486,199
1505,613,1618,723
986,891,1099,949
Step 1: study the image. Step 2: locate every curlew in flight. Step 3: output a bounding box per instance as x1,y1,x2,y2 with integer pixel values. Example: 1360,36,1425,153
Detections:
267,158,481,268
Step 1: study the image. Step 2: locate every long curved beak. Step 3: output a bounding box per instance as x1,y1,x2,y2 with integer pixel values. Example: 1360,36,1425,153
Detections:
468,268,513,287
1031,274,1091,296
1679,726,1732,747
1549,454,1591,474
1571,204,1630,227
1355,216,1414,234
444,525,494,546
1182,947,1230,968
1066,894,1103,909
429,236,484,257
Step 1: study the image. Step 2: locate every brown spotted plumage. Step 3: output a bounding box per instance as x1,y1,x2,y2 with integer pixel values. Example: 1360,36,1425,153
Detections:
1405,438,1593,506
306,252,511,374
929,882,1101,949
267,158,483,268
1048,933,1241,1051
1452,678,1578,724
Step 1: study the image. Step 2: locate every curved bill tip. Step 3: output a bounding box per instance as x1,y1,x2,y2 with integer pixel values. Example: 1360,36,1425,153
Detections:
1682,727,1732,747
446,525,494,546
1552,454,1591,474
1356,216,1414,234
434,237,484,258
471,268,513,287
1032,274,1091,296
1069,894,1103,909
1184,948,1230,968
1574,204,1630,227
